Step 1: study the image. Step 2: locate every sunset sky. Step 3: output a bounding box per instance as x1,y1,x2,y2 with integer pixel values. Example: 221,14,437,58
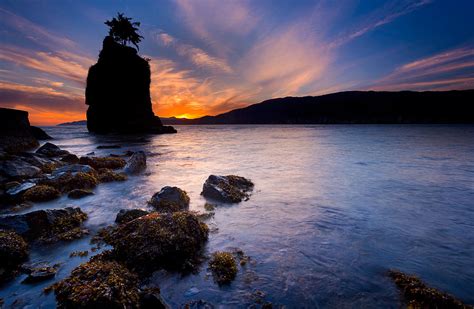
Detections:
1,0,474,125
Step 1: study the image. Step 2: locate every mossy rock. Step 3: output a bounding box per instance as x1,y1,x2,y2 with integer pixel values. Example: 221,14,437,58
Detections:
0,229,29,269
41,171,98,193
389,270,472,308
23,185,60,202
97,168,127,182
209,251,238,285
108,212,208,272
149,186,190,213
51,259,140,308
79,156,126,170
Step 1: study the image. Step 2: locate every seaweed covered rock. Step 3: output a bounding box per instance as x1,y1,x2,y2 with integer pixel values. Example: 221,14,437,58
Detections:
389,270,471,308
22,185,60,202
0,108,39,153
60,153,80,164
41,171,98,193
209,251,238,285
79,156,126,170
68,189,94,199
97,168,127,182
108,212,208,271
124,151,146,174
149,186,190,213
36,142,69,158
201,175,254,203
0,207,88,242
51,259,140,308
115,209,149,224
86,36,176,135
0,229,29,270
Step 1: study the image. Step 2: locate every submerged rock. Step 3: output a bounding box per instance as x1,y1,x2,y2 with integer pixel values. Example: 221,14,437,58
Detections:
0,207,88,242
22,185,60,202
124,151,146,174
115,209,149,224
68,189,94,199
79,156,126,169
36,142,69,158
389,270,471,308
22,263,58,283
201,175,254,203
209,251,238,285
0,108,39,153
85,36,176,134
149,186,190,213
108,212,208,271
51,259,140,308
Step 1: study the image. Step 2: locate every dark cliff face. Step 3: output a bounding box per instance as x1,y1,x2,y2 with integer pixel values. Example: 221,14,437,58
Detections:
85,36,176,134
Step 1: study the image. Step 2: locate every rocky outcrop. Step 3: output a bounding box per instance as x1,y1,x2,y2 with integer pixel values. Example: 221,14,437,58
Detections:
201,175,254,203
85,36,176,134
0,108,39,153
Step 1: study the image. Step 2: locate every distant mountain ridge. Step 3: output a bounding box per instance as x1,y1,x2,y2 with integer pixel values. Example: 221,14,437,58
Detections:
161,90,474,125
58,90,474,126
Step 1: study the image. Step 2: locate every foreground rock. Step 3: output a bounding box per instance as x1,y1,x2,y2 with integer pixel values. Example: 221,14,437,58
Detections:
149,186,190,213
85,35,176,134
51,259,141,308
108,212,208,272
0,159,42,180
97,168,127,182
22,263,58,283
124,151,147,174
0,230,29,281
201,175,254,203
389,270,472,308
40,169,98,193
209,251,238,285
115,209,149,224
0,108,39,153
0,207,88,242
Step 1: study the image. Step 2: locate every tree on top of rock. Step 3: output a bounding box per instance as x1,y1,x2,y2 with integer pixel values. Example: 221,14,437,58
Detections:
105,13,143,50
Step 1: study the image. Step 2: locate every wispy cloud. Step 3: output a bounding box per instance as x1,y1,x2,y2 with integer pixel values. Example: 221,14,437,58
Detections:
153,31,233,73
372,47,474,90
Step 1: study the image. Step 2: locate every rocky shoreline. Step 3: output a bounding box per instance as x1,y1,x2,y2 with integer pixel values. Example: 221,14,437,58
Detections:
1,121,473,308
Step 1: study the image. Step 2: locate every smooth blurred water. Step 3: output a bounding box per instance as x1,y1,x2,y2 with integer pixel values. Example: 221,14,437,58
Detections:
1,125,473,308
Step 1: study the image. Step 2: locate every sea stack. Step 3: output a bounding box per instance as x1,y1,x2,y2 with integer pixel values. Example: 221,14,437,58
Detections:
85,36,176,134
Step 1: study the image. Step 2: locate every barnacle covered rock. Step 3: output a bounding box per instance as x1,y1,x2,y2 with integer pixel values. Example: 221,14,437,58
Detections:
209,251,238,285
108,212,208,271
201,175,254,203
149,186,190,213
0,229,29,269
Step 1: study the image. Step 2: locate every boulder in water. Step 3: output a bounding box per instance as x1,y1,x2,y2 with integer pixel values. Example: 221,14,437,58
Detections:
36,143,69,158
0,108,38,153
22,185,60,202
30,126,52,140
115,209,149,224
201,175,254,203
149,186,190,213
79,156,126,169
124,151,146,174
68,189,94,199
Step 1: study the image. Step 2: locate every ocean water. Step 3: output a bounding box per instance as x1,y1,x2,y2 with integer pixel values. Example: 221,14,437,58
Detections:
1,124,474,308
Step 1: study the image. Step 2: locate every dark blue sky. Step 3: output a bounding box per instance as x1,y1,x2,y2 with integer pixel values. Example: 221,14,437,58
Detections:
1,0,474,124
